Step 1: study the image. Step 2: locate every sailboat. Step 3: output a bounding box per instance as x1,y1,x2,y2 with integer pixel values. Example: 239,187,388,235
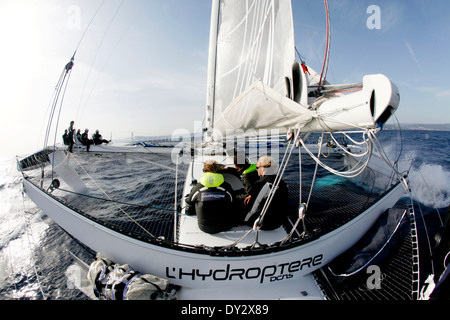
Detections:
17,0,419,300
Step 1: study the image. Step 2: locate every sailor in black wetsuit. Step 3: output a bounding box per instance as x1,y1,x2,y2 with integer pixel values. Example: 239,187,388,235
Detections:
81,129,94,152
242,156,288,230
62,129,69,146
185,160,237,234
93,130,110,145
68,121,75,152
233,154,259,201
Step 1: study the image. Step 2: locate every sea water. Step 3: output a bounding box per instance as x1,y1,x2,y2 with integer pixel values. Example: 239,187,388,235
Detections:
0,130,448,300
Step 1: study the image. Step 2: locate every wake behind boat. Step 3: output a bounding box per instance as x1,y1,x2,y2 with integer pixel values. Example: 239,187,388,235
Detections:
16,0,435,300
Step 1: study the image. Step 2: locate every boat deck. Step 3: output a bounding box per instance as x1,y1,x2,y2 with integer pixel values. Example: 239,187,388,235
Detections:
176,178,400,251
22,150,403,252
20,149,419,299
175,151,402,252
177,216,287,248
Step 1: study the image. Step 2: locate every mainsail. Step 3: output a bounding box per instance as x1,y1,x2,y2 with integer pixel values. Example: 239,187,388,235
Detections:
207,0,308,139
206,0,400,141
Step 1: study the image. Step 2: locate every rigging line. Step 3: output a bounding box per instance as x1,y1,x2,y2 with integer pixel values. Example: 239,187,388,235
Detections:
42,70,65,145
328,131,370,158
82,0,151,112
416,168,444,225
91,176,182,215
295,46,306,63
328,209,409,277
367,130,408,188
38,71,65,151
444,251,450,269
301,132,373,179
306,134,323,210
69,153,156,238
318,0,330,88
43,56,75,150
411,194,435,275
390,114,404,170
74,0,108,53
56,187,179,214
126,154,177,172
51,67,74,181
43,66,69,150
76,0,126,123
257,130,300,228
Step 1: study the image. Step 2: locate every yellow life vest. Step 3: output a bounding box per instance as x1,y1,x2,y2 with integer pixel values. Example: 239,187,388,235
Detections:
200,172,224,188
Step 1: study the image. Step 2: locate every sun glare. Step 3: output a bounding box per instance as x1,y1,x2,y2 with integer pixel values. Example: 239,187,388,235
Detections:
0,2,40,101
0,2,47,156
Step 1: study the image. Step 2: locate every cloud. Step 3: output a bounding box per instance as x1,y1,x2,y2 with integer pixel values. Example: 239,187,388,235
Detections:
437,89,450,98
403,40,423,71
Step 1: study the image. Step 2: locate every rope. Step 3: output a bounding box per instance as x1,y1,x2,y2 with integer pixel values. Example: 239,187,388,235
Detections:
76,0,126,123
50,61,74,182
69,153,156,238
411,193,435,276
80,1,151,119
416,168,445,225
92,176,181,214
56,187,173,212
300,130,373,179
328,209,408,277
318,0,331,88
43,68,67,150
222,131,302,248
74,0,108,53
306,134,323,210
367,130,409,190
254,129,301,231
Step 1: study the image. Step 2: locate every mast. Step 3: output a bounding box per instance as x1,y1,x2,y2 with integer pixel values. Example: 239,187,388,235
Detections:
205,0,220,142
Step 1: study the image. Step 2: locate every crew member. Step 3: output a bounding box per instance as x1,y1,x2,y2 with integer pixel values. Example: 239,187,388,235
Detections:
81,129,94,152
62,129,69,146
68,121,75,152
92,130,110,145
242,156,288,230
185,160,237,234
233,153,259,201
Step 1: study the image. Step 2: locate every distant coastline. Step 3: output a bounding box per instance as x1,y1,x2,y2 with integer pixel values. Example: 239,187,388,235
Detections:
385,123,450,131
121,123,450,144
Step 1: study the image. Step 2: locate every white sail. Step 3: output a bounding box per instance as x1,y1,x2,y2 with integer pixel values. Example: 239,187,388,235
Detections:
207,0,400,140
208,0,302,138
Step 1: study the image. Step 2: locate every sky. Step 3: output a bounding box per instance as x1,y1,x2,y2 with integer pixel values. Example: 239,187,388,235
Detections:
0,0,449,158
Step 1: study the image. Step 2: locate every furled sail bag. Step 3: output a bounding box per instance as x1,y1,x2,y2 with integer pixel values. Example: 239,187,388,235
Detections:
87,254,176,300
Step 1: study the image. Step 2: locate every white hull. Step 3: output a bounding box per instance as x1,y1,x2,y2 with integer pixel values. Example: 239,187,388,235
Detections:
22,161,405,299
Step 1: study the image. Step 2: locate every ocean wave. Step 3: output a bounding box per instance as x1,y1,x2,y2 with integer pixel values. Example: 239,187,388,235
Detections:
408,163,450,208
